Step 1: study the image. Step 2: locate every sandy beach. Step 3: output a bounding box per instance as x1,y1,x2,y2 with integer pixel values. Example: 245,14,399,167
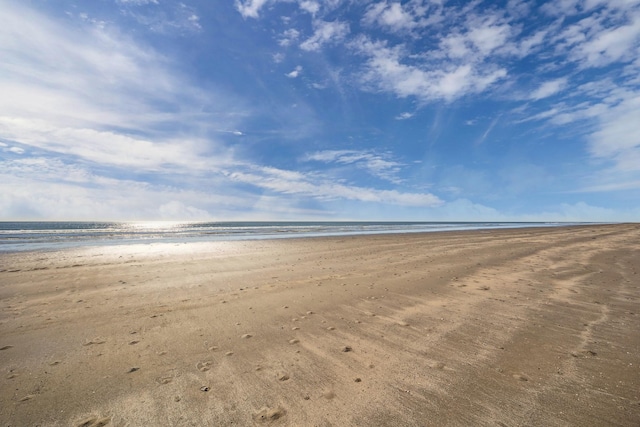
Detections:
1,224,639,426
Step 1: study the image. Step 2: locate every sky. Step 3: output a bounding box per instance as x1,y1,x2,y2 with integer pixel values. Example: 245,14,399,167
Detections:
1,0,639,222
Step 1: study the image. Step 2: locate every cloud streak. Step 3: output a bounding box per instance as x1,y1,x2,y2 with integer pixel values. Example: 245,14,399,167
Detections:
226,166,442,207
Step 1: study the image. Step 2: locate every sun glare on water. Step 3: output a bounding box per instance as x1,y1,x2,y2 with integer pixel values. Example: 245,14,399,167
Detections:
127,221,188,232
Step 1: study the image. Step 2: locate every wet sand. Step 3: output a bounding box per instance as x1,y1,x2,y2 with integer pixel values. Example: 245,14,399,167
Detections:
1,224,639,426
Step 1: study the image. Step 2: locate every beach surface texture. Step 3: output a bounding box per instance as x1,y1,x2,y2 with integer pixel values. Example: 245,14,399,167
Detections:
1,224,639,426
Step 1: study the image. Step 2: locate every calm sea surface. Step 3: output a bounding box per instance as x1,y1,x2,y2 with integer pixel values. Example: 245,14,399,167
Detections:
0,221,575,252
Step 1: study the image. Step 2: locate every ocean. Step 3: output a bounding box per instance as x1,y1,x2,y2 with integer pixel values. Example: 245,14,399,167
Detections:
0,221,573,252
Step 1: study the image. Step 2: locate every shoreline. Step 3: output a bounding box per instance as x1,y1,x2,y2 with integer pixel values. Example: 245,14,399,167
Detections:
0,221,598,254
1,223,639,426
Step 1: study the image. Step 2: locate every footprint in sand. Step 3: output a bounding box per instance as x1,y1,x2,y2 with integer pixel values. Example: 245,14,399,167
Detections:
157,376,173,385
83,338,106,346
322,390,336,400
254,406,286,423
76,416,111,427
196,361,214,372
512,374,529,382
278,373,290,381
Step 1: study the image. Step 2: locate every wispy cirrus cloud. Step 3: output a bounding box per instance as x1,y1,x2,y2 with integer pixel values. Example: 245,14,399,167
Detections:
0,157,244,220
225,165,442,207
117,1,203,35
0,1,239,167
351,35,508,102
300,20,350,51
305,150,405,184
0,1,246,219
530,77,568,100
588,93,640,172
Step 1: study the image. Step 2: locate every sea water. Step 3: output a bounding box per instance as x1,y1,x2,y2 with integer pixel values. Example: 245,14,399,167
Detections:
0,221,575,252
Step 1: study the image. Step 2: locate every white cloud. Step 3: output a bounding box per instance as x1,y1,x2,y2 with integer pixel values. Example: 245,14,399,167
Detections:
353,36,508,102
515,29,549,57
506,0,531,18
117,1,203,34
477,115,500,144
588,94,640,171
279,28,300,46
300,20,350,51
551,5,640,68
0,2,239,171
435,12,517,63
226,165,441,207
466,15,513,57
580,179,640,192
540,0,581,17
8,146,25,154
305,149,405,183
286,65,303,78
235,0,270,18
542,0,640,16
158,201,210,220
0,158,246,220
439,34,472,59
0,6,219,130
575,15,640,67
530,77,568,100
299,0,320,15
395,112,414,120
363,2,417,32
0,117,218,170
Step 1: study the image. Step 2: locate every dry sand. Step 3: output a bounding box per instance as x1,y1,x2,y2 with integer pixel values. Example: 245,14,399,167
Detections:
1,224,639,426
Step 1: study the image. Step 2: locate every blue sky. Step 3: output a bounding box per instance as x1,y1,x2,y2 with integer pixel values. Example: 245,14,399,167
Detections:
1,0,639,221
